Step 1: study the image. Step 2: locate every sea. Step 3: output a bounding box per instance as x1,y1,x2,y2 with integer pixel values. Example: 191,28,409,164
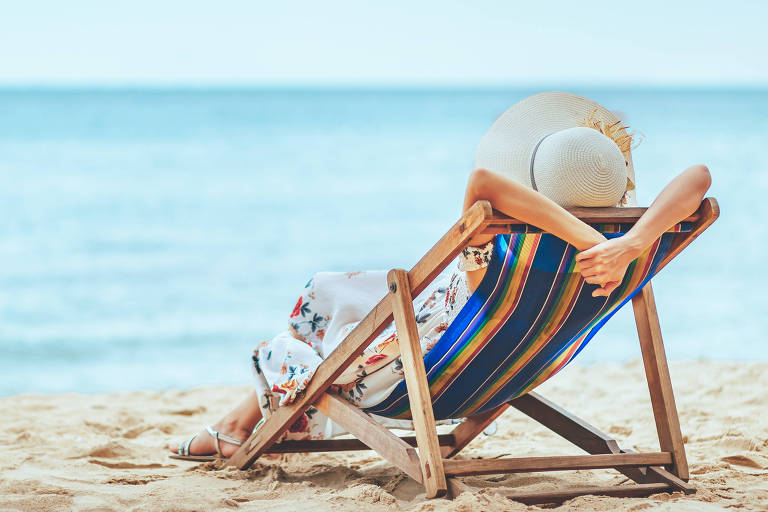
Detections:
1,87,765,395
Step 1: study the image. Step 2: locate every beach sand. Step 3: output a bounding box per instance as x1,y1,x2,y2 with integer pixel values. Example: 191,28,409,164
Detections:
2,360,766,511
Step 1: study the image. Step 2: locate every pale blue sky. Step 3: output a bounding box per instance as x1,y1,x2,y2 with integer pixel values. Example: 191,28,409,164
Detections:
1,0,766,86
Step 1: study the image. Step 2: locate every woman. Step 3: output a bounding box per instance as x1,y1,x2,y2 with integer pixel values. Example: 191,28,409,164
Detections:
169,92,711,459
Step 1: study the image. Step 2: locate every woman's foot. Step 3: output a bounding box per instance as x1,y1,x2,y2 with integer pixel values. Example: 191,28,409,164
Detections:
168,391,264,458
168,420,250,458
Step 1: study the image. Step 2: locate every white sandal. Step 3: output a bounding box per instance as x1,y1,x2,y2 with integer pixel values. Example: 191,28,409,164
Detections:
170,425,244,462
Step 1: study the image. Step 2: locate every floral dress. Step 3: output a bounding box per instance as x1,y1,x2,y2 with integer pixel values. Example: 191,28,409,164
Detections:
252,240,495,440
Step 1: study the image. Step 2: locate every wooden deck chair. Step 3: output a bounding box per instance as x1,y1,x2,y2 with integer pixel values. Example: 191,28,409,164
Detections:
227,198,719,505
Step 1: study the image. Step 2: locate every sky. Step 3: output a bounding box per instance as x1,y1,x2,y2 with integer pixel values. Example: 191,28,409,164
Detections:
1,0,766,87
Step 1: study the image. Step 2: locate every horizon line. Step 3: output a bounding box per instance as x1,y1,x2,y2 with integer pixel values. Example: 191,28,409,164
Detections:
1,81,767,92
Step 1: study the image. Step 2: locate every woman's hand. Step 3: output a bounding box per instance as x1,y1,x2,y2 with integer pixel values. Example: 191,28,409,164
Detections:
575,235,643,297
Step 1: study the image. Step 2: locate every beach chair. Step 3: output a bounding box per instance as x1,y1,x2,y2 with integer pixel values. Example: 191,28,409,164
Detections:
227,198,719,504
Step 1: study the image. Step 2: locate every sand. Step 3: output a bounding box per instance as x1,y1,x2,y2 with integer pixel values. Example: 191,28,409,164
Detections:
1,360,766,512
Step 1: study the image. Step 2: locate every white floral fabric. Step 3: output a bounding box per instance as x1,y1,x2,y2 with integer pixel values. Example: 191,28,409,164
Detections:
252,242,493,440
457,238,495,271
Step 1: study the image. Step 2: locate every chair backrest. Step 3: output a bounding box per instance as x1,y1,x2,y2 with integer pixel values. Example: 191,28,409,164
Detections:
364,224,690,420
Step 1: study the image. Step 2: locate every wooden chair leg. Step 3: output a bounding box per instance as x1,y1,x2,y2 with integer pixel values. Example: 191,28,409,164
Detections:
632,283,689,480
389,269,448,498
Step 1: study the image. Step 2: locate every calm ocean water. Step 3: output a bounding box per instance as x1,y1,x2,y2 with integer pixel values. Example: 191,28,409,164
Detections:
1,87,766,395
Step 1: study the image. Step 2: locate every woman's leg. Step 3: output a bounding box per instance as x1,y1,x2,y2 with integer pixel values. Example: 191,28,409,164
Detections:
168,390,263,457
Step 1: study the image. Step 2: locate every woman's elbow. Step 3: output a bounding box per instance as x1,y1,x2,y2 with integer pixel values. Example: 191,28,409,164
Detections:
467,167,494,200
690,164,712,196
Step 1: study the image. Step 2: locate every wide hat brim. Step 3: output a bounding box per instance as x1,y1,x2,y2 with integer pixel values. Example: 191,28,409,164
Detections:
475,91,636,205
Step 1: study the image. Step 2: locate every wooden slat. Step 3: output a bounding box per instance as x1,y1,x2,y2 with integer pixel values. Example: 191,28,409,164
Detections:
389,269,447,498
314,392,424,483
500,483,674,505
486,206,702,225
262,434,456,453
442,452,672,476
227,200,492,469
441,404,510,458
482,225,690,235
483,199,714,238
632,284,690,480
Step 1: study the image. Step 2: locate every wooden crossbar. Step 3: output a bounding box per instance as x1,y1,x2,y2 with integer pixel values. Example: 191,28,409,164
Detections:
442,452,673,476
261,434,456,453
486,206,702,226
497,483,675,505
447,475,676,504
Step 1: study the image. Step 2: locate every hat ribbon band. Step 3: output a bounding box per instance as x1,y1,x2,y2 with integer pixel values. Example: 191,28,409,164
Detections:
529,132,553,192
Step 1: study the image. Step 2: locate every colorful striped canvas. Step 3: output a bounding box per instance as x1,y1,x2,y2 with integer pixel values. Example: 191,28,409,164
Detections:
364,227,686,420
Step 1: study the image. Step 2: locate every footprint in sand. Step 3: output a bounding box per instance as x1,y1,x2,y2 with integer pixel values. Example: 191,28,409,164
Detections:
721,454,768,471
86,442,133,459
83,421,117,434
166,406,207,416
104,475,169,485
83,441,174,469
89,459,169,469
122,425,152,439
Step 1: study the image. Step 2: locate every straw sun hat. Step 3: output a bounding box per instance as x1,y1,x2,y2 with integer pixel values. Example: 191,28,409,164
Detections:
475,92,637,207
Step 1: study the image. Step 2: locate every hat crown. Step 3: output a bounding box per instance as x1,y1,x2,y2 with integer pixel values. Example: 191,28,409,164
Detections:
533,127,627,207
474,91,637,207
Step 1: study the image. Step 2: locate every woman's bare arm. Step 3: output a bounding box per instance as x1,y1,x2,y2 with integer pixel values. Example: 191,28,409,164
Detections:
462,168,607,291
463,168,607,249
575,164,712,296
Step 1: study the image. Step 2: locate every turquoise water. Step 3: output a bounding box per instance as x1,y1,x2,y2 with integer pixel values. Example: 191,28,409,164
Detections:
1,87,765,394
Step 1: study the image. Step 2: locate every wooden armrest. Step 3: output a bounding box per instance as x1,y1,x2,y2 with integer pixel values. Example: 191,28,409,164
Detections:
486,205,703,226
482,197,718,227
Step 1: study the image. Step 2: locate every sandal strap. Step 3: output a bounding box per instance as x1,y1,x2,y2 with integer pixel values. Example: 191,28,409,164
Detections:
205,425,243,456
178,433,198,457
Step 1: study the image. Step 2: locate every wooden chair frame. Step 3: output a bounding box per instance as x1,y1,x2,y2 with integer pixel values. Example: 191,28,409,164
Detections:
227,198,719,504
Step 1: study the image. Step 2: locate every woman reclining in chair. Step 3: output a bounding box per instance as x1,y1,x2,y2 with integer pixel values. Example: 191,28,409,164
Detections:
169,92,711,460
